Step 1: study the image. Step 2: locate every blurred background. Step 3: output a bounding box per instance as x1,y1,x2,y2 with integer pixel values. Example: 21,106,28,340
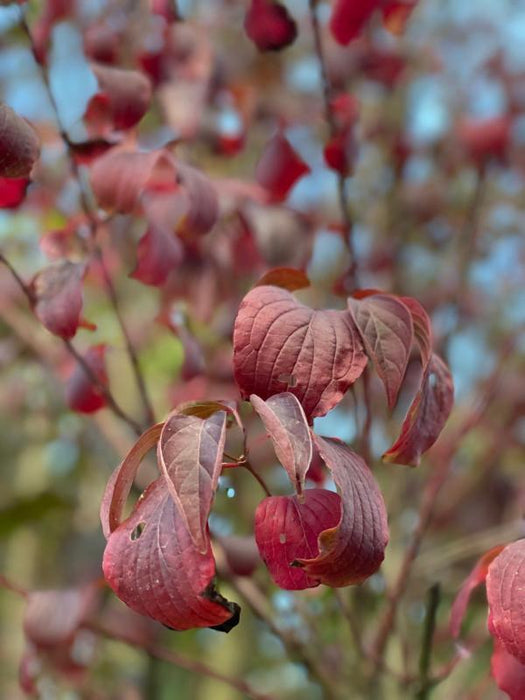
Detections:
0,0,524,697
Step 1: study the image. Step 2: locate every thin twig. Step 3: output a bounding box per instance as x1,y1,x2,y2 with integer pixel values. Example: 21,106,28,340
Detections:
0,573,28,598
19,10,156,428
415,583,440,700
308,0,359,289
243,460,272,497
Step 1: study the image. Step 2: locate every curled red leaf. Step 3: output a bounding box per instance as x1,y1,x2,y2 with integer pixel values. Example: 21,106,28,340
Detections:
0,103,40,178
491,640,525,700
383,353,454,467
233,285,367,419
400,295,432,371
250,392,312,496
65,344,108,414
348,293,413,409
254,490,342,590
157,411,227,553
244,0,298,52
487,540,525,665
255,132,310,201
31,260,86,339
295,436,389,587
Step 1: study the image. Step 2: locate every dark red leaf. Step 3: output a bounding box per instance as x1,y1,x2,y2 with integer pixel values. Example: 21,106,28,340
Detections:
102,477,239,631
157,410,227,552
254,490,342,590
458,116,511,164
383,354,454,467
65,344,108,414
31,261,86,339
348,293,413,408
0,177,29,208
130,225,182,286
449,545,506,639
255,267,311,292
491,640,525,700
87,63,152,132
244,0,297,52
487,540,525,665
400,295,432,370
250,392,312,496
0,103,40,178
295,436,389,587
324,132,354,176
329,0,380,46
233,285,367,419
69,138,118,165
255,132,310,201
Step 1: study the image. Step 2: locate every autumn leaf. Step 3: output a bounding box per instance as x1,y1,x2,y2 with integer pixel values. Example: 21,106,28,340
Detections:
130,225,182,286
244,0,297,52
255,132,310,201
329,0,380,46
65,345,108,413
0,103,40,178
31,260,86,339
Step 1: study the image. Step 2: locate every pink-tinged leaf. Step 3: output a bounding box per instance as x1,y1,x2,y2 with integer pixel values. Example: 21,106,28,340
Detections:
295,436,389,587
244,0,297,52
90,149,175,213
0,103,40,178
87,63,152,132
348,293,413,409
449,545,506,639
0,177,29,208
487,540,525,665
130,225,182,286
383,354,454,467
23,586,97,648
100,422,164,539
233,285,367,419
400,295,432,371
175,163,219,238
329,0,380,46
31,261,85,340
255,132,310,202
491,640,525,700
157,411,227,553
254,490,342,590
103,477,239,631
250,392,312,496
65,344,108,414
255,267,310,292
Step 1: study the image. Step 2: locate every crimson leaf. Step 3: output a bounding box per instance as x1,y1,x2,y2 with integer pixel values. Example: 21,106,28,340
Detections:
329,0,380,46
0,177,29,208
129,225,182,287
65,344,108,413
491,640,525,700
244,0,298,52
255,132,310,201
233,285,367,419
348,293,413,408
250,392,312,496
383,353,454,467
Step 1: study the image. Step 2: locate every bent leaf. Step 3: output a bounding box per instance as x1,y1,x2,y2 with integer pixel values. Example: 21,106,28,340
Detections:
87,63,152,132
233,285,367,419
31,260,86,339
254,490,341,590
255,132,310,201
400,295,432,370
157,411,227,553
0,103,40,178
103,477,239,632
383,354,454,467
295,436,389,587
487,540,525,665
348,293,413,408
250,392,312,495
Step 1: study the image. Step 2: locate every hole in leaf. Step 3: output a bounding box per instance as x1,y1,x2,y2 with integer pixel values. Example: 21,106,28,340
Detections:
278,373,297,387
130,522,146,541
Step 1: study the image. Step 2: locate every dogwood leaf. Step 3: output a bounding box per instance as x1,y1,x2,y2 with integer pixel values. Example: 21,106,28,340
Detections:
31,260,86,339
0,103,40,178
244,0,297,52
255,132,310,201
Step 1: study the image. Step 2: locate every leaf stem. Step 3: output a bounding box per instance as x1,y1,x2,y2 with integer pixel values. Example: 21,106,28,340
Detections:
415,583,440,700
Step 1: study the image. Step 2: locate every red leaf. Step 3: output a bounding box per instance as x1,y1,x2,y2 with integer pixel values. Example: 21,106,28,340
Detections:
491,640,525,700
175,163,219,238
255,267,311,292
31,261,86,339
0,177,29,208
65,344,108,414
130,225,182,286
0,103,40,178
449,545,506,639
400,295,432,370
324,132,354,176
233,285,367,419
255,132,310,201
254,490,342,590
486,540,525,665
383,354,454,467
157,411,227,553
348,293,413,408
295,436,389,587
102,477,239,631
458,116,511,164
86,63,152,133
250,392,312,496
244,0,297,52
329,0,380,46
